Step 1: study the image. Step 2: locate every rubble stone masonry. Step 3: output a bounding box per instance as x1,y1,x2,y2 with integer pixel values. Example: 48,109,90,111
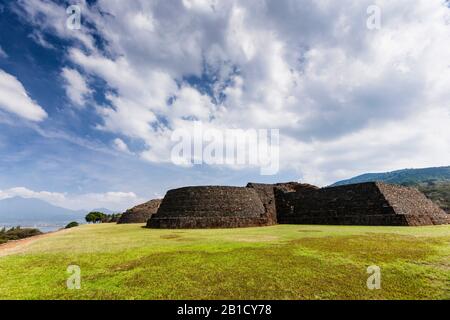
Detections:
146,181,449,229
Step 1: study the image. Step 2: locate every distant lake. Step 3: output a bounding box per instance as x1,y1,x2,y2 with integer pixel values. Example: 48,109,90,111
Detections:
0,221,83,233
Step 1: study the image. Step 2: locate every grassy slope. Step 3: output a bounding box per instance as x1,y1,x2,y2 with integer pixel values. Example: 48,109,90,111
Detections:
0,224,449,300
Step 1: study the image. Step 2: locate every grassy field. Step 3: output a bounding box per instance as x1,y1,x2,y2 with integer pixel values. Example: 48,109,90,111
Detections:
0,223,449,300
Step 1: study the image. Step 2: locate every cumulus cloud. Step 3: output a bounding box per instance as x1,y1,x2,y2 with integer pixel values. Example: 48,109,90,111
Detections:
16,0,450,184
0,187,65,204
0,187,144,211
0,69,47,122
61,67,92,107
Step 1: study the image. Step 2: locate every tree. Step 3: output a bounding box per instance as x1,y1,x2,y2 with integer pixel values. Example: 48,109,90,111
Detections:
85,212,95,223
85,211,105,223
65,221,79,229
84,212,122,224
104,213,122,223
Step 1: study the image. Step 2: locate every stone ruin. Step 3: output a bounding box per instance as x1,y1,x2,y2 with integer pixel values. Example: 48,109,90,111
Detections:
147,186,270,228
245,182,319,226
117,199,162,224
134,181,449,229
276,182,450,226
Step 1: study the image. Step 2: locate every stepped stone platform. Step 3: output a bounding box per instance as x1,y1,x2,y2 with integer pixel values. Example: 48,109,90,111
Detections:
144,181,449,229
147,186,270,229
276,182,450,226
118,199,162,224
246,182,319,225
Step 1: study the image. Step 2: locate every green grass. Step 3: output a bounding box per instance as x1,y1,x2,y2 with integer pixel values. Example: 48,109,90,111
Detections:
0,223,449,300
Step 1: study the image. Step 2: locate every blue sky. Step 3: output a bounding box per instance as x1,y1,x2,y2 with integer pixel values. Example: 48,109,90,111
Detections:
0,0,449,211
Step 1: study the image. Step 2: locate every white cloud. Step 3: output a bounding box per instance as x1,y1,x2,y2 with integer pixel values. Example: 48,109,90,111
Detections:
0,46,7,58
113,138,131,154
61,67,92,107
28,30,55,49
0,187,65,204
279,106,450,186
15,0,96,51
0,187,144,211
0,69,47,121
16,0,450,184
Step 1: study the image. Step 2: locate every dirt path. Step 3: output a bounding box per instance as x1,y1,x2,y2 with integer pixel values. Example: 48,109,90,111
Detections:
0,230,66,257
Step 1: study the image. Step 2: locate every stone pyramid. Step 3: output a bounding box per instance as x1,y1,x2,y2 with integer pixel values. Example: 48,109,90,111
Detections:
147,186,270,229
277,182,450,226
117,199,162,224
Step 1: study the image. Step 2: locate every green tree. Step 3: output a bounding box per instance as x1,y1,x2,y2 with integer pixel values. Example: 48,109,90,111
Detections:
65,221,79,229
85,211,105,223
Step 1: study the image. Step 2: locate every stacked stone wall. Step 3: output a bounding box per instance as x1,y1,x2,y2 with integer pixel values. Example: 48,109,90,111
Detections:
118,199,162,224
147,186,269,229
277,182,449,226
143,181,449,229
377,183,450,225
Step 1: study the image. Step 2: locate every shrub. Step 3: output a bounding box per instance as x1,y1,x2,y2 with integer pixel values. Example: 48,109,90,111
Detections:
102,213,122,223
65,221,79,229
0,226,42,244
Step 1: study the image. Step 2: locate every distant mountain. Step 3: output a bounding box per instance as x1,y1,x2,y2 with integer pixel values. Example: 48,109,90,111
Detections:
331,166,450,187
0,197,85,224
90,208,119,215
331,166,450,212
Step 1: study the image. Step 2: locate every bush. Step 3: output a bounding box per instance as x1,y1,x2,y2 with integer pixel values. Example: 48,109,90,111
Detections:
85,212,122,223
103,213,122,223
0,226,42,244
65,221,79,229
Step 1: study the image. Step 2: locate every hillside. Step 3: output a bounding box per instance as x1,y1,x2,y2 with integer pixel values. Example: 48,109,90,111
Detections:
0,223,449,299
416,181,450,213
332,166,450,213
332,166,450,186
0,197,85,224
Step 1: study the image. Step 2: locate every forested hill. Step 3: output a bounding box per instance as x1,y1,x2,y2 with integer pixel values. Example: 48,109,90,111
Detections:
332,166,450,213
